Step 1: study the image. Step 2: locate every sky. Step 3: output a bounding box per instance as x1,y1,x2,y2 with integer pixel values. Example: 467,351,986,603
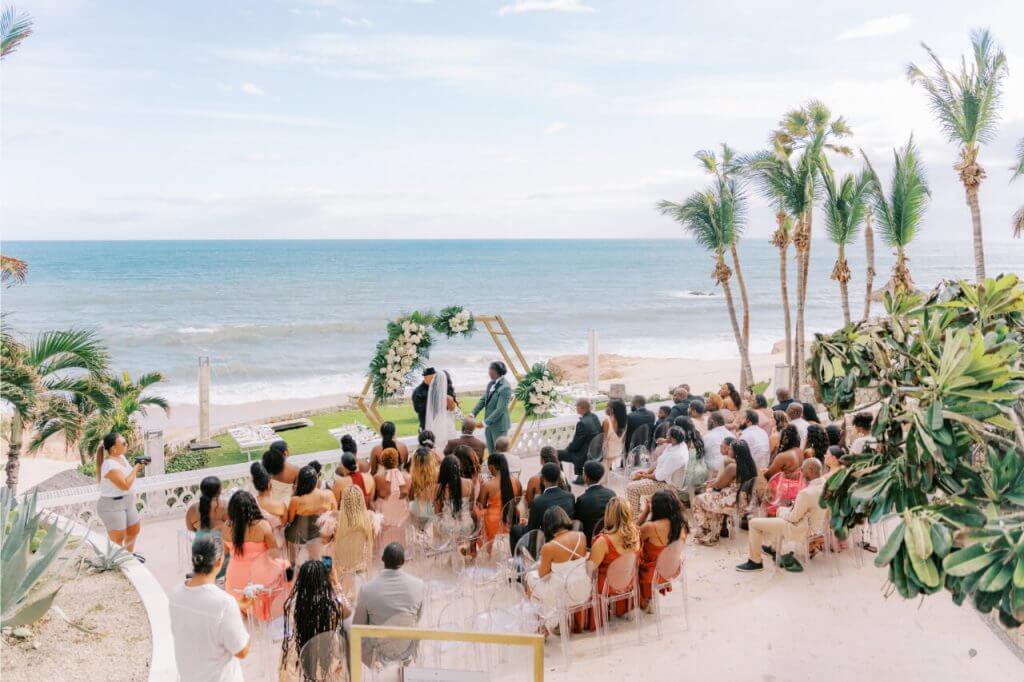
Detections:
1,0,1022,241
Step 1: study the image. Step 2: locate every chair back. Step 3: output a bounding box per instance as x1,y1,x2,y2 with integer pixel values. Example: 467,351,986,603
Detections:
437,595,478,629
561,558,595,609
652,540,685,585
603,551,638,594
500,496,522,530
298,631,347,682
630,424,651,451
515,529,545,562
586,433,604,462
376,611,420,664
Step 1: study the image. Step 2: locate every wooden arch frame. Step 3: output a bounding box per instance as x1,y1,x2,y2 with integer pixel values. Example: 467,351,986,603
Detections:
355,314,533,446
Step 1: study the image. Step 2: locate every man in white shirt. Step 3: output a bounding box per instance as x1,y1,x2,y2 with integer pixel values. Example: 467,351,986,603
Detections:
787,403,809,448
702,412,731,473
849,412,876,454
739,409,771,470
169,535,249,682
626,425,688,518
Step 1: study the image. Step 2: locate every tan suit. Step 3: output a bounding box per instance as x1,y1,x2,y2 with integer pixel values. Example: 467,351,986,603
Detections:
748,476,826,562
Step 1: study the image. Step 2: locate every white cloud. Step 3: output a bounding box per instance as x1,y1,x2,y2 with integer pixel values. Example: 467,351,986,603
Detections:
544,121,569,134
498,0,594,17
342,17,374,28
240,82,265,96
836,14,912,41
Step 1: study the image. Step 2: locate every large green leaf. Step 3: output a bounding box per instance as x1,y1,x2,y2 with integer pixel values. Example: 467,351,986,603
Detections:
944,544,1002,577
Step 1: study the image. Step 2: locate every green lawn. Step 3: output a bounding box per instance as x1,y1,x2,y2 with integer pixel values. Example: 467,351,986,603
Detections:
203,396,529,468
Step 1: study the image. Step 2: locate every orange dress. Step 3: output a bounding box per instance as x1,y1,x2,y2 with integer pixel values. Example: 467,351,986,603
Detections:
638,541,670,608
482,492,505,549
224,541,290,621
574,534,636,632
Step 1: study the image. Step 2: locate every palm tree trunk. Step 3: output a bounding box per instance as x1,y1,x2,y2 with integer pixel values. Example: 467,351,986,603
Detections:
5,415,22,494
730,241,751,352
779,241,792,375
838,244,851,327
966,185,986,283
720,275,753,394
862,213,875,320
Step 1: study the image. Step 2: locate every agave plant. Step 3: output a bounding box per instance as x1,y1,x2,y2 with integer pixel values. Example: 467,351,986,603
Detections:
810,273,1024,627
1,488,73,628
83,538,135,573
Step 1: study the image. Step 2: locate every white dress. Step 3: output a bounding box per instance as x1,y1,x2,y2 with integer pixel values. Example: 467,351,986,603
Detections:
425,370,459,446
526,535,590,629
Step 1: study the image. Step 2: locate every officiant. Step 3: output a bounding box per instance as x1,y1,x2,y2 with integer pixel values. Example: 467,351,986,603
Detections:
412,368,456,432
472,361,512,454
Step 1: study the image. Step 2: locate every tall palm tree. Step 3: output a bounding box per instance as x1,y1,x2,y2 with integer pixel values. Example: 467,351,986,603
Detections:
822,168,873,326
1013,138,1023,239
907,28,1008,283
0,5,33,59
863,137,930,295
862,191,877,320
658,176,754,391
771,100,853,390
75,371,169,461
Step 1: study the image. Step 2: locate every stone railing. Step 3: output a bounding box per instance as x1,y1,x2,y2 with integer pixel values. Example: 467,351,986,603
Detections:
35,414,581,524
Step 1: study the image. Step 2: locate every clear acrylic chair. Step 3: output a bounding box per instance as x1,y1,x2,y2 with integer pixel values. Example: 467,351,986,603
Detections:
177,529,195,574
555,560,602,669
297,630,348,682
599,551,641,648
370,611,420,682
514,529,545,575
647,540,688,638
431,595,483,670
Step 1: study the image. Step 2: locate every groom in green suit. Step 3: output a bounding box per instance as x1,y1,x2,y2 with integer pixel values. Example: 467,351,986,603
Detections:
472,361,512,456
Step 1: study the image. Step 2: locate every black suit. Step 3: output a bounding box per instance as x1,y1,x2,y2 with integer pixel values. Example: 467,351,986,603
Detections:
509,486,576,553
574,484,615,546
625,407,656,452
667,399,692,423
411,379,456,431
771,398,796,412
557,412,602,478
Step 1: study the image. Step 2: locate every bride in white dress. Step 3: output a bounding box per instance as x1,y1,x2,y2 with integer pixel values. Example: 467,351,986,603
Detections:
424,369,460,448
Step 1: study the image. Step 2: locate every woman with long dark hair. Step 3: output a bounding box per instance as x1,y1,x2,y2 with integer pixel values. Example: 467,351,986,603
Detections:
761,424,806,517
434,454,475,537
639,490,688,609
478,452,523,550
252,461,287,546
804,424,830,463
95,432,146,554
720,382,743,411
185,476,226,532
279,560,352,681
369,421,409,473
285,464,336,561
601,399,628,471
691,439,757,545
223,490,289,619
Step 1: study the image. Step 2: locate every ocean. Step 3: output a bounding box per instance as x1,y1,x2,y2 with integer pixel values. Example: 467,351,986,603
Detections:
3,239,1022,405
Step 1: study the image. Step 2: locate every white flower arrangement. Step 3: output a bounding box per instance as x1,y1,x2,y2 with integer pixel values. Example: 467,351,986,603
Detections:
515,362,563,419
433,305,476,339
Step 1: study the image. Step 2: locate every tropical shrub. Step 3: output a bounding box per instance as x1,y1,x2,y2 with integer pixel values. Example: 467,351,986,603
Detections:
165,449,211,474
810,274,1024,626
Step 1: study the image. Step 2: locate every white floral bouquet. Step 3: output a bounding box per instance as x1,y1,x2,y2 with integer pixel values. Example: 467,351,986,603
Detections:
433,305,476,338
368,312,435,401
514,362,563,419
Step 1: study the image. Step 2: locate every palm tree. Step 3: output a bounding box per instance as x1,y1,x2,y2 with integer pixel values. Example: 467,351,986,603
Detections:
0,255,27,285
906,28,1008,283
658,175,754,391
1012,138,1023,239
862,197,877,320
863,137,930,295
76,371,169,461
0,5,33,59
771,100,853,389
822,168,873,326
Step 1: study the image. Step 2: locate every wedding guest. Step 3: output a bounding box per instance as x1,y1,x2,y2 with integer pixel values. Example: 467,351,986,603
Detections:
252,462,287,534
739,410,771,470
510,463,574,552
626,426,688,519
706,393,734,429
491,436,522,479
453,443,483,502
577,498,640,632
762,426,806,517
802,401,821,424
753,395,775,437
688,400,708,435
702,412,731,473
286,464,336,561
443,418,487,461
525,507,589,633
95,433,145,554
736,458,826,573
279,559,352,682
850,412,876,454
434,455,474,535
417,431,442,466
479,452,522,550
333,485,375,577
691,440,758,546
573,461,615,546
763,425,802,479
666,387,692,422
720,382,743,411
826,424,843,449
262,442,299,505
787,403,809,446
223,491,289,620
369,421,409,474
525,446,570,506
772,387,797,412
653,405,672,441
408,446,439,530
185,476,227,533
805,424,830,463
334,452,373,508
770,410,790,455
601,399,628,471
639,490,687,610
353,543,426,665
169,535,249,682
557,398,602,485
374,449,410,539
625,395,657,451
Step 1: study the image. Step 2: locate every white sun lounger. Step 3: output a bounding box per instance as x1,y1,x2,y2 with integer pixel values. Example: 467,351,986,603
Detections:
228,425,282,461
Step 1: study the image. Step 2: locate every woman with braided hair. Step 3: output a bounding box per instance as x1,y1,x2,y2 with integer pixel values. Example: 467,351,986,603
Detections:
279,560,352,681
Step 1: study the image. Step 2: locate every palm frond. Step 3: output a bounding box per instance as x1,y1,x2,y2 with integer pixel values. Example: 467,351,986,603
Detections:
0,255,28,285
1012,138,1024,182
822,168,871,247
866,136,931,249
0,6,33,59
29,329,110,377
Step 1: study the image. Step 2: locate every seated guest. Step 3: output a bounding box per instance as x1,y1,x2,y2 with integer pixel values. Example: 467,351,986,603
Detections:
802,401,821,424
223,491,289,620
706,393,733,429
674,417,708,496
653,405,672,443
573,461,615,546
736,458,826,572
787,403,809,446
625,395,657,451
407,446,439,530
770,410,790,455
262,441,299,505
701,412,731,473
850,412,876,454
333,484,376,577
491,436,522,478
688,400,708,435
753,395,776,438
577,498,640,632
374,449,411,539
169,535,249,682
369,421,409,474
279,558,353,682
601,399,628,471
525,446,570,506
626,426,688,519
771,387,797,412
764,425,802,478
804,424,830,463
719,382,743,412
557,398,602,485
639,490,687,610
666,387,692,422
826,423,843,448
453,443,483,505
510,463,574,552
479,452,523,550
444,418,487,461
525,506,589,633
335,452,374,508
286,464,337,561
738,410,771,470
434,454,475,537
352,543,426,665
764,465,806,518
185,476,227,533
691,440,758,546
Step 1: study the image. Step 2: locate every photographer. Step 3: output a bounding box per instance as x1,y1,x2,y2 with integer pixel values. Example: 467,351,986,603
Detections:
169,535,250,682
95,432,148,556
